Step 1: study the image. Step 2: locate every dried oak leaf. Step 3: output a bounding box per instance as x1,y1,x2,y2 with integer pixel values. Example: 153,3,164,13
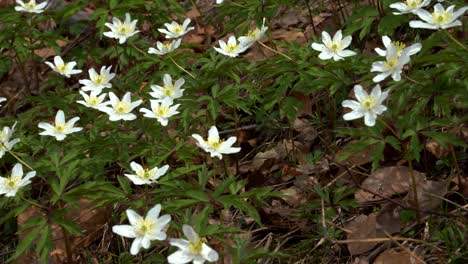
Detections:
373,248,424,264
404,179,448,211
355,166,425,204
345,213,381,255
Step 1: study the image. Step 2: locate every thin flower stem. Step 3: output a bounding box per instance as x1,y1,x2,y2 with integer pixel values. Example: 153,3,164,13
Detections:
129,42,147,55
223,159,229,177
445,30,467,51
21,197,47,210
377,118,399,139
1,142,34,171
169,56,196,79
404,76,422,85
257,41,294,62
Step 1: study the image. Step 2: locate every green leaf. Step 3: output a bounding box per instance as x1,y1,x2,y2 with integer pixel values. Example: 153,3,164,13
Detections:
217,195,261,224
185,190,209,202
11,224,43,260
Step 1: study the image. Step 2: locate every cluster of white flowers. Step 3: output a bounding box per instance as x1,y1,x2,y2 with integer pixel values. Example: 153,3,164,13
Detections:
147,18,194,56
0,122,20,159
112,204,219,263
214,18,268,57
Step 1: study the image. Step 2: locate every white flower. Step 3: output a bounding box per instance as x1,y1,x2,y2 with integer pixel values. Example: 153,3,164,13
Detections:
38,110,83,141
311,30,356,61
374,36,421,57
342,84,389,127
370,45,411,82
238,17,268,48
14,0,47,13
158,18,195,39
76,91,109,110
148,39,181,56
0,97,6,107
0,163,36,197
168,225,219,264
140,98,180,126
213,36,249,58
45,56,82,78
409,4,468,29
216,0,224,4
100,92,142,121
103,13,140,44
124,162,169,185
0,123,20,159
79,66,115,94
149,74,185,104
112,204,171,255
390,0,430,15
192,126,240,159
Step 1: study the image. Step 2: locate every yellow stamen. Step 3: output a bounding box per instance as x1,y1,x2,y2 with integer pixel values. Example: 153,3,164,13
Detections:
114,101,130,113
360,96,377,110
188,238,207,255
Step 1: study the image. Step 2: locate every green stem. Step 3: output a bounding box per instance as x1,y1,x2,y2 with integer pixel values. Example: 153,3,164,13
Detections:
257,41,294,62
445,30,467,51
21,197,46,210
408,159,421,224
169,56,196,79
1,142,34,171
129,42,147,55
378,118,399,139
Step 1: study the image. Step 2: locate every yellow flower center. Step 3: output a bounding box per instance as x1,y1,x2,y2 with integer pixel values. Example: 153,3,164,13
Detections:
155,106,169,117
135,219,156,236
405,0,421,8
226,44,238,52
114,101,130,113
138,169,152,179
3,175,21,190
25,2,36,9
360,96,377,110
432,11,452,24
392,41,406,55
55,122,67,133
207,139,222,149
247,28,260,39
188,238,207,255
384,56,399,69
163,42,172,49
117,24,132,35
57,64,67,73
88,96,99,106
163,85,174,96
173,24,184,34
93,75,105,85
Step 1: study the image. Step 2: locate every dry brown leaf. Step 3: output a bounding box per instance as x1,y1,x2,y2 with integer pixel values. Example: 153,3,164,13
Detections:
405,179,448,211
425,139,449,158
345,213,381,255
355,166,425,204
373,248,424,264
335,141,375,167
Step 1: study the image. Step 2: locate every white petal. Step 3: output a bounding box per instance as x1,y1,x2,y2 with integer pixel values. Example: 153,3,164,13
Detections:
130,237,143,255
182,225,199,243
112,225,137,238
146,204,161,220
201,243,219,262
364,112,377,127
167,250,193,264
207,126,219,143
126,209,143,226
12,163,23,177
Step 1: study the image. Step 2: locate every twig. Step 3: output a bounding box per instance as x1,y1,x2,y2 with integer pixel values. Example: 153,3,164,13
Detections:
444,30,467,51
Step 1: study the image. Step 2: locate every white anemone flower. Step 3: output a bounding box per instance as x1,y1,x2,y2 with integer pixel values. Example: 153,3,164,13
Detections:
76,91,109,110
148,39,182,56
371,45,411,82
124,162,169,185
45,56,82,78
149,74,185,104
167,225,219,264
140,98,180,126
0,97,6,107
112,204,171,255
374,36,421,57
390,0,430,15
15,0,47,13
38,110,83,141
0,163,36,197
238,18,268,48
158,18,195,39
213,36,249,58
104,13,140,44
100,92,142,121
79,66,116,94
409,4,468,29
342,84,389,127
0,122,20,159
192,126,241,159
311,30,356,61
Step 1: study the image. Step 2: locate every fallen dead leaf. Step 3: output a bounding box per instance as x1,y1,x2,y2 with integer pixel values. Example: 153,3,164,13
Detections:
355,166,425,204
345,213,381,255
405,179,448,211
373,248,424,264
